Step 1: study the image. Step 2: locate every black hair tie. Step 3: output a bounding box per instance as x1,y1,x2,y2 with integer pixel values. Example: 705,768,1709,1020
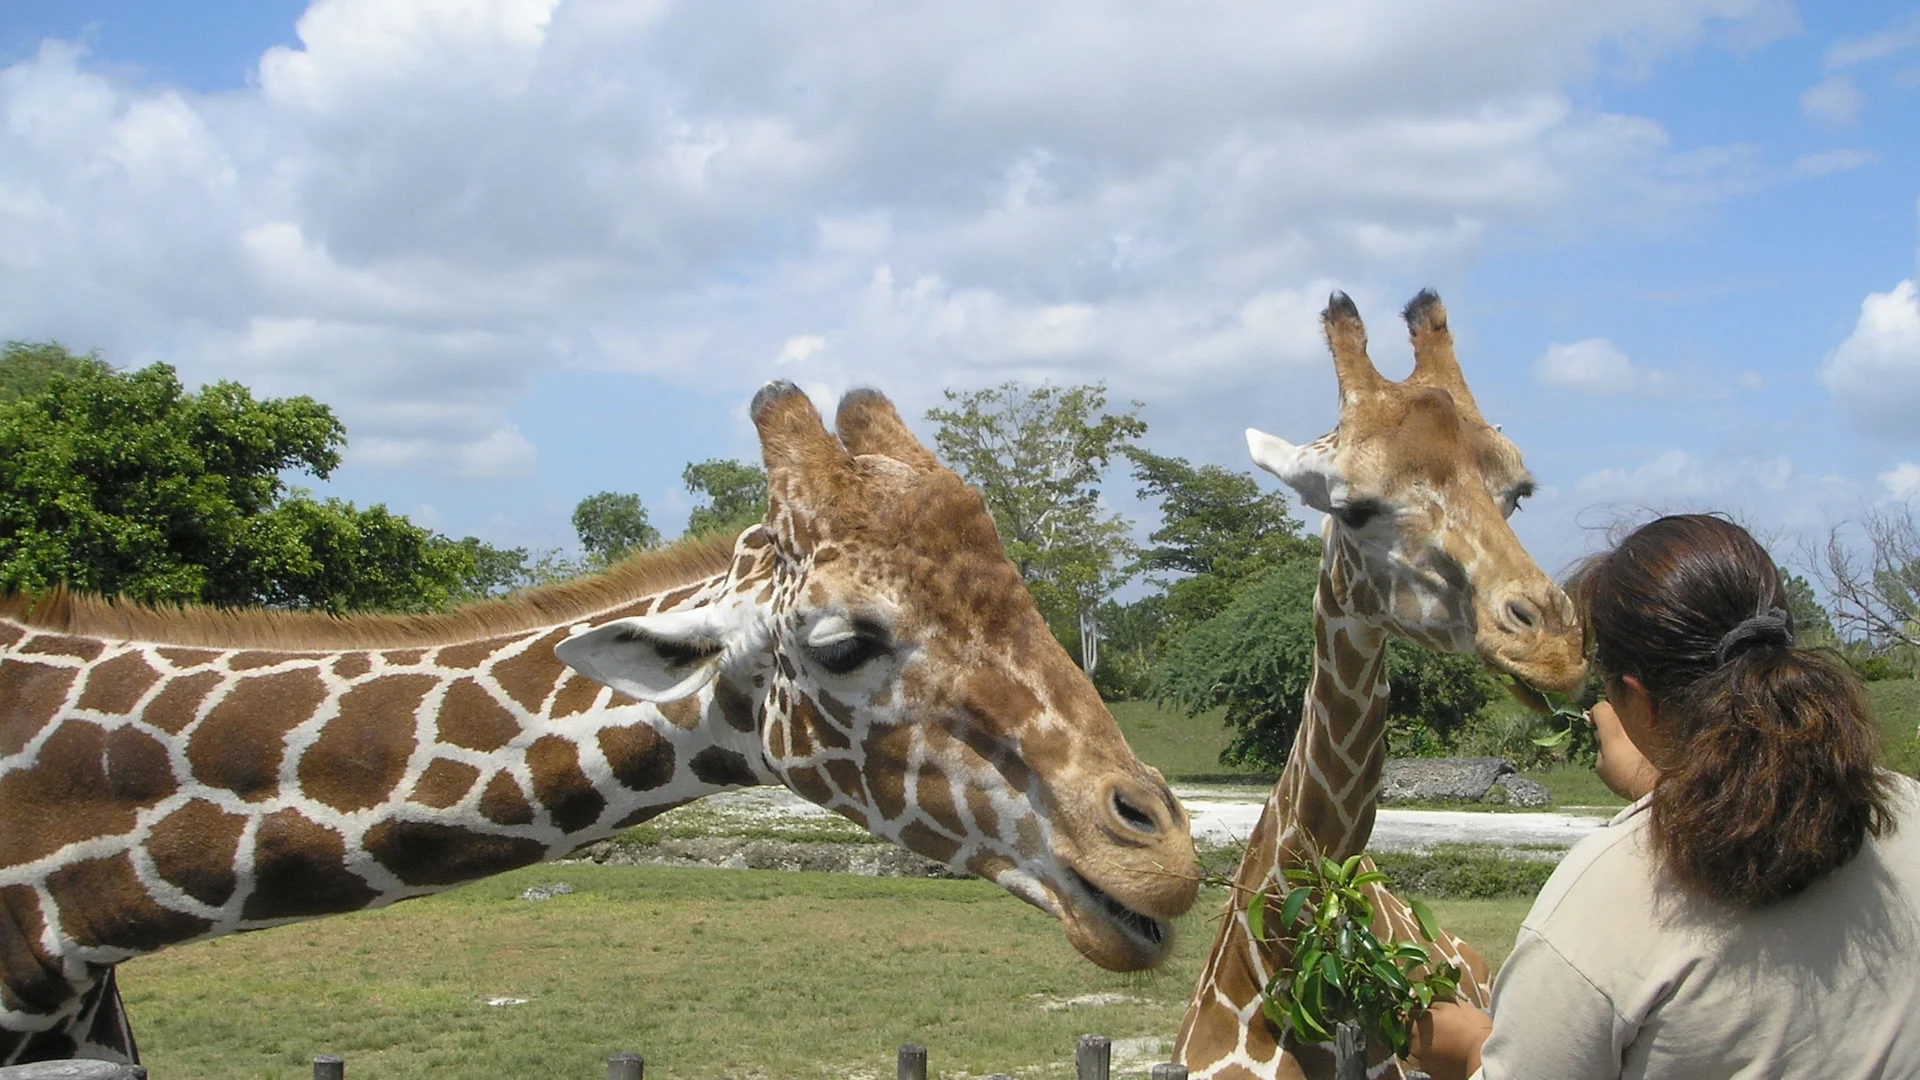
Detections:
1714,607,1796,668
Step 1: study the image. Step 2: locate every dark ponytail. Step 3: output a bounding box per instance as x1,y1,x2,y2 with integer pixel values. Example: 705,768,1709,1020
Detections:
1569,514,1893,907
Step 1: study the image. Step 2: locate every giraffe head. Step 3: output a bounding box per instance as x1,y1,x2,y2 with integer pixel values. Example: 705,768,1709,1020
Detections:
1246,290,1585,696
557,383,1197,970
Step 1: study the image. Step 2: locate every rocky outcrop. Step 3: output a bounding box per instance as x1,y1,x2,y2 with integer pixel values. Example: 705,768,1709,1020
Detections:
566,836,966,878
1380,757,1552,806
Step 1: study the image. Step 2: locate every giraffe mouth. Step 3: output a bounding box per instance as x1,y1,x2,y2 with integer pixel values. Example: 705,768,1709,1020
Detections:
1063,869,1171,957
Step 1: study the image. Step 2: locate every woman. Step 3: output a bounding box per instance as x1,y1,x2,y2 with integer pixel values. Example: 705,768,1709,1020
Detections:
1412,514,1920,1079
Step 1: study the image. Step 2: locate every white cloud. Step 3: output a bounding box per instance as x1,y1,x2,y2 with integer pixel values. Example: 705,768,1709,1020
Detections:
1789,149,1876,177
1534,338,1670,394
775,335,825,366
1800,76,1864,124
0,0,1794,477
1883,463,1920,500
1824,11,1920,70
1821,280,1920,442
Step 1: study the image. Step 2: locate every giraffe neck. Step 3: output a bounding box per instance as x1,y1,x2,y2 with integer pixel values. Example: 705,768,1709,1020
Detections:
1173,544,1394,1078
0,553,774,1061
1265,545,1390,866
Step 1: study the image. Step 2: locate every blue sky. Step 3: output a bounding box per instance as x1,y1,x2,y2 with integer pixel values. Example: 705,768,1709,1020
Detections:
2,0,1917,586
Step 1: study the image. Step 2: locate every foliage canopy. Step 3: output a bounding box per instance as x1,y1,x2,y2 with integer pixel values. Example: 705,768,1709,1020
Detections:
1155,557,1499,769
0,346,502,612
683,458,767,538
928,381,1143,667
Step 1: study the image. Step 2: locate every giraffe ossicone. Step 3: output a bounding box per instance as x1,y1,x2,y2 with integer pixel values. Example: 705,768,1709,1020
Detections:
1176,291,1587,1079
0,382,1198,1067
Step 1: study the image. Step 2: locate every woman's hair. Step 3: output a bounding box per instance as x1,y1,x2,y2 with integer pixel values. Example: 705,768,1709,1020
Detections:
1567,513,1892,907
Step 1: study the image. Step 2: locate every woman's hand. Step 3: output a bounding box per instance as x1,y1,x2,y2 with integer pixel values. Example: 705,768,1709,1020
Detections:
1408,999,1492,1080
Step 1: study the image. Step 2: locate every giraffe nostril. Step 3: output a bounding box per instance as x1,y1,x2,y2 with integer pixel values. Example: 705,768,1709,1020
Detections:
1112,789,1158,836
1506,597,1541,631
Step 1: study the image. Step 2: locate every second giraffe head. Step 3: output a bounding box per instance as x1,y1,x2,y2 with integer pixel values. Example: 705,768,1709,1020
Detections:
1247,290,1587,697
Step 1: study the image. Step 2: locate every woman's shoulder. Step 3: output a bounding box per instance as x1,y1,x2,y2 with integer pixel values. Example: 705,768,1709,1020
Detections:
1519,796,1658,935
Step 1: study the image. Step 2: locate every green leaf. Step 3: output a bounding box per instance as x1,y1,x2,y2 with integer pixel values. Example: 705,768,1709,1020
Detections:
1278,885,1311,931
1530,724,1574,749
1319,951,1342,993
1247,889,1267,943
1340,853,1365,882
1350,870,1389,888
1320,855,1344,882
1371,960,1411,993
1409,897,1442,943
1289,994,1330,1043
1261,994,1290,1033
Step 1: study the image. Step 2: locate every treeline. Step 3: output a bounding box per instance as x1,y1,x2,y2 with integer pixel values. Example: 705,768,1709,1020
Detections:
0,343,762,614
6,344,1910,769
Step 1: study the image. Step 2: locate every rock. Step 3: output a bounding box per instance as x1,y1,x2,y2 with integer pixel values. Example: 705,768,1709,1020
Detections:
1380,757,1515,803
566,837,967,879
1489,773,1552,808
518,881,574,901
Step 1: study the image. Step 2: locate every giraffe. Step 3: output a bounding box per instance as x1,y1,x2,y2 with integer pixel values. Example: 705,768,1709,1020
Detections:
0,382,1199,1067
1173,292,1587,1079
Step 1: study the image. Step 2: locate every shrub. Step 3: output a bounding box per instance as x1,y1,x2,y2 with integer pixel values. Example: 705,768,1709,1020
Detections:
1154,558,1499,770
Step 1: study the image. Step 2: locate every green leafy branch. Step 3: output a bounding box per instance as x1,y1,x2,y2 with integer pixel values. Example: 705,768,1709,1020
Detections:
1249,853,1461,1057
1502,678,1589,750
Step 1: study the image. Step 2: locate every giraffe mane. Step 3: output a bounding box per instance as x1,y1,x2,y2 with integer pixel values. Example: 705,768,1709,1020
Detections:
0,530,742,650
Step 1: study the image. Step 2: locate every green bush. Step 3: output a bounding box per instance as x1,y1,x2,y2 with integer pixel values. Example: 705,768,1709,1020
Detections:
1453,697,1597,770
1092,651,1154,701
1153,558,1499,770
1370,847,1555,900
1850,653,1906,682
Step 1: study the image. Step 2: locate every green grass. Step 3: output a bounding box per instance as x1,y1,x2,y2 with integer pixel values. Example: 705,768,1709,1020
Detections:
1107,701,1270,785
1868,679,1920,778
1517,765,1626,810
124,866,1526,1080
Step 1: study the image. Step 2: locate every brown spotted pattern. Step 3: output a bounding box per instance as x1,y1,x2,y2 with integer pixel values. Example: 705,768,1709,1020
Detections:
1,534,763,1068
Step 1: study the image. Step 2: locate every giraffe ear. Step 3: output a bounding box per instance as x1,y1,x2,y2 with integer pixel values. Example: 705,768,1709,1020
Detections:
1246,428,1339,514
555,607,742,704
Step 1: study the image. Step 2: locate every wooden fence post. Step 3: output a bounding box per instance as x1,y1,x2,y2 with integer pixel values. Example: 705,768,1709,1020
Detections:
606,1051,644,1080
312,1054,344,1080
1150,1063,1189,1080
1075,1034,1111,1080
897,1043,928,1080
1332,1022,1366,1080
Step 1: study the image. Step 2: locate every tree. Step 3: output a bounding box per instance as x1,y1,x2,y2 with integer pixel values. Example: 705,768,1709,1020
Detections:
927,382,1145,672
572,491,658,566
0,358,456,610
684,458,768,537
242,494,483,614
1091,595,1169,700
1,341,112,403
1154,558,1498,770
447,535,534,601
1129,448,1318,631
1778,567,1834,648
1813,501,1920,674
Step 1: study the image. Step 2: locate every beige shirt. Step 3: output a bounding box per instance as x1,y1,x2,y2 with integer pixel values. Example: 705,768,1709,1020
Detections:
1476,773,1920,1080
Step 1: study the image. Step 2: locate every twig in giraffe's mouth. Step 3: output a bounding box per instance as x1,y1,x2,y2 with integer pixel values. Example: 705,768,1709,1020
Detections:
1065,870,1168,948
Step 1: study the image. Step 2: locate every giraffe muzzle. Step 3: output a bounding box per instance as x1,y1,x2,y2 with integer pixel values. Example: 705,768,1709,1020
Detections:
1042,772,1199,971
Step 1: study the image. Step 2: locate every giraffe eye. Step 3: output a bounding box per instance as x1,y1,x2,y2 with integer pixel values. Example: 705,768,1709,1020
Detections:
806,634,888,675
1333,500,1385,531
